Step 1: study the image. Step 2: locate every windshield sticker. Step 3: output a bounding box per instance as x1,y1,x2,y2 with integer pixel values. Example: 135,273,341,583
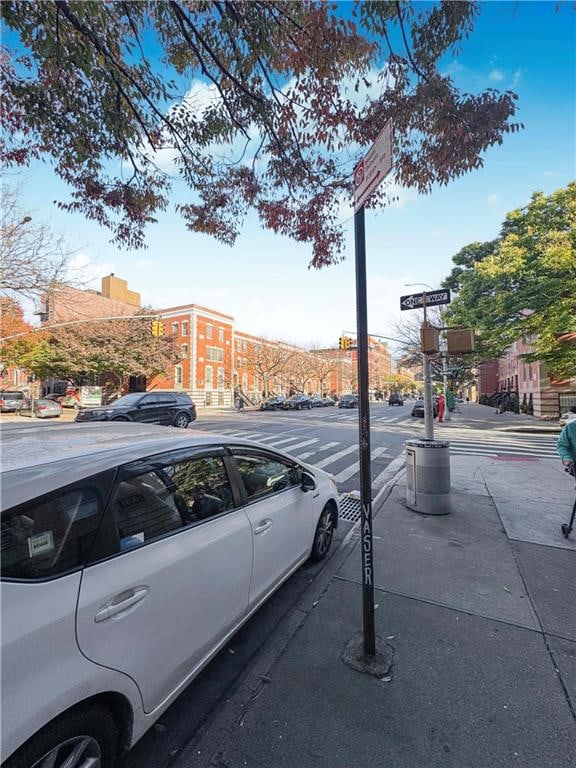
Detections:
28,531,54,558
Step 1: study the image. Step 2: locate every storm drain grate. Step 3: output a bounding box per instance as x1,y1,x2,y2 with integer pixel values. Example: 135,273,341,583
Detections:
339,494,362,523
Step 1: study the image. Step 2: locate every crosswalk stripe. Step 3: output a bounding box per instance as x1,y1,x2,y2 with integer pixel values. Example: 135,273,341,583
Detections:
372,453,406,490
315,444,358,469
251,433,289,443
334,447,389,483
450,448,554,458
281,438,319,453
238,432,267,440
296,442,340,460
450,444,554,455
266,436,306,447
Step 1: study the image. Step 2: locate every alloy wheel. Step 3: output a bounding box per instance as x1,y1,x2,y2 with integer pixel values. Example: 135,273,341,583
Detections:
31,735,101,768
315,510,334,558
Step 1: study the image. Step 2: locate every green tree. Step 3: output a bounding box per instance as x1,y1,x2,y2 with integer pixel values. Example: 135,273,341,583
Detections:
1,1,522,266
444,183,576,378
9,314,179,390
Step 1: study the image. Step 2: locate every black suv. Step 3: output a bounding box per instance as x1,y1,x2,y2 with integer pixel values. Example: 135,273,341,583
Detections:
260,396,286,411
75,391,197,428
283,394,312,410
338,394,358,409
388,393,404,406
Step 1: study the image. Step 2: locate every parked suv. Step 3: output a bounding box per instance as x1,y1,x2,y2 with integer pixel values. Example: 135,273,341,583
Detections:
260,396,286,411
283,394,312,410
75,391,196,428
1,422,339,767
388,393,404,406
338,394,358,409
0,390,26,413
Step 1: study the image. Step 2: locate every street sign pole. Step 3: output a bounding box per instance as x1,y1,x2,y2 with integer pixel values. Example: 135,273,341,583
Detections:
354,204,376,658
422,292,434,440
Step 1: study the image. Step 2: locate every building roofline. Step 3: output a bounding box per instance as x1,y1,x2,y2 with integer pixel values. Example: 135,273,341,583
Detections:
160,304,235,321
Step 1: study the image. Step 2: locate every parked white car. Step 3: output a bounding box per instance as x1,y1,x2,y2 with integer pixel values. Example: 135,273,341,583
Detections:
559,411,576,427
1,423,339,768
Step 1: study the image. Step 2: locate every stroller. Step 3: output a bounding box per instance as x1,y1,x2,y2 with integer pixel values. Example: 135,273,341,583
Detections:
561,464,576,539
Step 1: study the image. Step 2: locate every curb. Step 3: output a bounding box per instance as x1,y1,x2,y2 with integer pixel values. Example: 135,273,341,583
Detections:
496,426,561,435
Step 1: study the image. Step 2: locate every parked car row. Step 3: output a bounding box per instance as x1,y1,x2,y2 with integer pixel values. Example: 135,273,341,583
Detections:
260,394,336,411
1,422,339,768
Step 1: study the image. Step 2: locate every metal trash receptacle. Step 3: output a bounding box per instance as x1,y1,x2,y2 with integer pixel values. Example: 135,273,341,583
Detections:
405,439,451,515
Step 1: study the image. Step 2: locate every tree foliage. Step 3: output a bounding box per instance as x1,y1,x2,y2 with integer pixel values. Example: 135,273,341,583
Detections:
1,1,522,266
444,183,576,378
9,313,179,389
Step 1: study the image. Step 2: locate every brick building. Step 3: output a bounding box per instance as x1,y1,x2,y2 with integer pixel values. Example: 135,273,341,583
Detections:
496,337,576,419
40,274,141,323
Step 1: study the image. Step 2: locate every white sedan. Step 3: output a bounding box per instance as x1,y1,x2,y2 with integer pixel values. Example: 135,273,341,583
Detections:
559,411,576,427
1,423,339,768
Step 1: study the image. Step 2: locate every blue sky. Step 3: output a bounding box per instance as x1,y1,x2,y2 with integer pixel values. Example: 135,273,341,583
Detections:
9,1,575,354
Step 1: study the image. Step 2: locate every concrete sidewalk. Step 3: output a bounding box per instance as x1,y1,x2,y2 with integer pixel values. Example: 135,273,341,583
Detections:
177,453,576,768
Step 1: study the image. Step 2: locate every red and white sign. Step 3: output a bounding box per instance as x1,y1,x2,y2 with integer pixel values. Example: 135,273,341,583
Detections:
353,120,393,212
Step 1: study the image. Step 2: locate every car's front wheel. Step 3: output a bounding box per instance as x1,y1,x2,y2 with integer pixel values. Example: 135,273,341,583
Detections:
5,706,119,768
111,415,130,422
310,505,335,562
174,412,190,428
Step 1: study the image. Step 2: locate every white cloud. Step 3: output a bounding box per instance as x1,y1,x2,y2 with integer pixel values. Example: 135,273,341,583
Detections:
511,68,523,87
67,252,115,289
541,170,560,178
487,193,499,206
489,68,504,82
432,228,444,237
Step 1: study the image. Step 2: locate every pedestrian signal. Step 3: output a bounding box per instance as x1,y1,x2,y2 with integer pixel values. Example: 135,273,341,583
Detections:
151,320,165,337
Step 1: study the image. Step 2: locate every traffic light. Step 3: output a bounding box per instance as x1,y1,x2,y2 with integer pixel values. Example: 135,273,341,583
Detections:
151,320,165,337
339,336,351,350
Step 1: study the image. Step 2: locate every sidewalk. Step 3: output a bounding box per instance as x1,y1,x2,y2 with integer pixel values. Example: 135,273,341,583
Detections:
177,453,576,768
448,402,562,433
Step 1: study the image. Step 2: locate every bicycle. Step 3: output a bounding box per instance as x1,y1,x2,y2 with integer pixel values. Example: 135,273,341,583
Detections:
561,463,575,539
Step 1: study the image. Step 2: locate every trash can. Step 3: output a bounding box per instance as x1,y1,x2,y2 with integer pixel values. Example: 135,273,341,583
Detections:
405,439,451,515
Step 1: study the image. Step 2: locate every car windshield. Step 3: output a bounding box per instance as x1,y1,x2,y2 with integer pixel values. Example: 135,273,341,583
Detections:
108,393,143,407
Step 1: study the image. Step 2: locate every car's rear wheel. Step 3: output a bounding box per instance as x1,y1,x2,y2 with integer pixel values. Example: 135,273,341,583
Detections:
111,416,130,422
5,706,118,768
174,412,190,428
310,505,335,562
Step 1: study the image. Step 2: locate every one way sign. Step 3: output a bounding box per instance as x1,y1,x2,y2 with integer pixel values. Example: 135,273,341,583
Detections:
400,289,451,311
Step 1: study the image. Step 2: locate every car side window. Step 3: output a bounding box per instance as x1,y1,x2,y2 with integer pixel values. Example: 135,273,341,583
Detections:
1,476,110,580
233,452,299,501
110,455,235,553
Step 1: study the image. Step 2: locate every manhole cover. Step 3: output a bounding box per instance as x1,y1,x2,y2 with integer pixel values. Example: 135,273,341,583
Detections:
339,494,362,523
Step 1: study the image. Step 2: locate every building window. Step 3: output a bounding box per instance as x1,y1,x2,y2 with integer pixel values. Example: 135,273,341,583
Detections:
206,324,213,339
242,341,247,352
181,344,188,359
171,322,179,335
236,339,241,350
175,365,183,385
218,327,224,342
217,367,225,389
242,373,248,390
182,321,189,336
205,365,213,389
206,346,224,362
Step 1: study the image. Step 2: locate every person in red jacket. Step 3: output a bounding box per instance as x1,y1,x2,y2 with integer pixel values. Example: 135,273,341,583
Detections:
437,393,445,423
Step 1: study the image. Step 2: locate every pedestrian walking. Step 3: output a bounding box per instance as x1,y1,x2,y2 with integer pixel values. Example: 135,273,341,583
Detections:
557,407,576,472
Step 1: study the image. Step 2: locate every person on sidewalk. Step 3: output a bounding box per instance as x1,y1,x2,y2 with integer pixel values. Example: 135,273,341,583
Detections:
437,393,445,423
557,406,576,471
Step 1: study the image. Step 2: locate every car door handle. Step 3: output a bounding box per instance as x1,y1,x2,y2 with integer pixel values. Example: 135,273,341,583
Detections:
94,587,149,622
254,519,273,535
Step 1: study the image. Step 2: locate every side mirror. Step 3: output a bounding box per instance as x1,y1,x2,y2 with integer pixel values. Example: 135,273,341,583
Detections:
301,471,316,492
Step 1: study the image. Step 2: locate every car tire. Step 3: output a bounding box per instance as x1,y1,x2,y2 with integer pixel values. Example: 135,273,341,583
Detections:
310,505,335,562
174,412,190,429
4,705,119,768
111,416,130,421
307,404,312,410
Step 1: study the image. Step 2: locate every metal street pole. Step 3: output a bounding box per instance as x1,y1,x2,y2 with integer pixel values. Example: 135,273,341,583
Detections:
442,354,451,422
422,292,434,440
354,204,376,658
